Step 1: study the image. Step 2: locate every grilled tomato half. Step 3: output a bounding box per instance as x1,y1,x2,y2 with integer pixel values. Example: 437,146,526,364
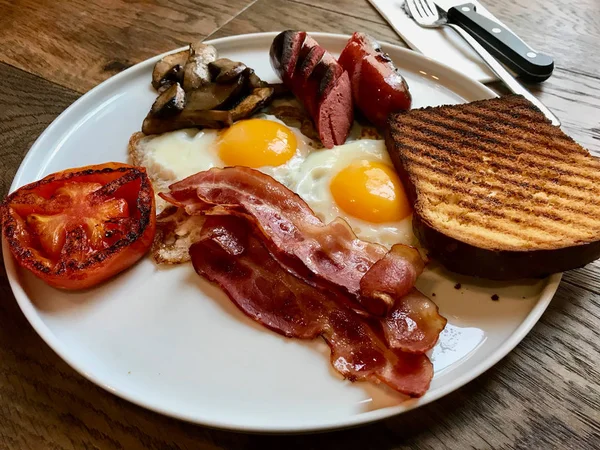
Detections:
1,163,156,290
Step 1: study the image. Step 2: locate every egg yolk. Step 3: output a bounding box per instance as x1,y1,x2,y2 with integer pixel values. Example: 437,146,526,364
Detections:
218,119,297,168
330,160,411,223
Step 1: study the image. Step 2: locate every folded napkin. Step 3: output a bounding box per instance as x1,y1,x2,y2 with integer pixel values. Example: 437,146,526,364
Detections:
369,0,513,83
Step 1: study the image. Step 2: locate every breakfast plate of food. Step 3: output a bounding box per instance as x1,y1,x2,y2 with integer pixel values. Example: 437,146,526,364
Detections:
5,30,599,432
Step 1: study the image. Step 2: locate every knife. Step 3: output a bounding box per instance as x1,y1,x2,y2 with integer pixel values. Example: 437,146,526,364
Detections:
443,3,554,82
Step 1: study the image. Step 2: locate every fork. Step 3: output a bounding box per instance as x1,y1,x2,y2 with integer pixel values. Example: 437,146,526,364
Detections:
404,0,560,126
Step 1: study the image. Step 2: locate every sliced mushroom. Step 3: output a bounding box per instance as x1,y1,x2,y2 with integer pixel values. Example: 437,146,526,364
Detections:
182,42,218,91
264,82,289,97
150,83,186,118
142,109,232,135
185,73,248,111
152,50,189,90
208,58,247,83
247,69,264,89
230,87,275,122
245,69,288,96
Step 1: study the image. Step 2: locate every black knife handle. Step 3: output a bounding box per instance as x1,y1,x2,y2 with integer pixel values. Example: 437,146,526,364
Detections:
447,3,554,82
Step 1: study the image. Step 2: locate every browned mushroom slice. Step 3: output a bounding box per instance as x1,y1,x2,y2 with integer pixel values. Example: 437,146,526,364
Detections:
182,42,218,91
230,87,275,121
245,69,288,96
150,83,186,118
247,69,265,89
185,73,248,111
142,109,232,135
208,58,248,83
152,50,189,90
264,83,289,97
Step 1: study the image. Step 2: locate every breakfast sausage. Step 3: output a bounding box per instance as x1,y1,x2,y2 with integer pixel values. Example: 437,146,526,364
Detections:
270,31,353,148
338,32,412,129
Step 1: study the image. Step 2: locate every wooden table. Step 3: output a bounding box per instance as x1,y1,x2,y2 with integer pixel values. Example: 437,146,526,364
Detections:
1,0,599,448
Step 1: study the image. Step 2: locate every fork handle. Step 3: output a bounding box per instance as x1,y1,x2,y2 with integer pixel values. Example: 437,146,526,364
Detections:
447,3,554,82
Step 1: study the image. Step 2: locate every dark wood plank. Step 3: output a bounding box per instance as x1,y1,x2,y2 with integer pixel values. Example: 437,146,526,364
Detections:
290,0,386,24
485,0,600,77
0,64,79,199
564,259,600,296
0,0,255,93
206,0,406,47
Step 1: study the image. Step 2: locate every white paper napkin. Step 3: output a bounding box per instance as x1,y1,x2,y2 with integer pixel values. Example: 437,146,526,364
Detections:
369,0,513,83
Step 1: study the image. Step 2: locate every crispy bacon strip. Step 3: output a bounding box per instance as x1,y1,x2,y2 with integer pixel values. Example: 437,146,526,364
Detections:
190,215,434,396
360,244,425,302
382,289,448,353
161,167,421,316
161,167,446,352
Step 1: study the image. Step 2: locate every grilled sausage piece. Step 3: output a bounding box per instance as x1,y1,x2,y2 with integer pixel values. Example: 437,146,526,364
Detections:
338,32,412,129
270,31,353,148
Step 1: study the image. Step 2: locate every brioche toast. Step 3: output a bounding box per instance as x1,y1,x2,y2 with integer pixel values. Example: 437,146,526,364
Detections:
385,94,600,279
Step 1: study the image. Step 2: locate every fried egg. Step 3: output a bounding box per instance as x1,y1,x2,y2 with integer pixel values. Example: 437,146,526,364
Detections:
291,139,416,249
129,115,315,211
131,115,416,250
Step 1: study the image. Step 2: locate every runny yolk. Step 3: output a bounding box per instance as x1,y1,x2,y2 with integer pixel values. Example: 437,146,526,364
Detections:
218,119,297,168
330,160,411,223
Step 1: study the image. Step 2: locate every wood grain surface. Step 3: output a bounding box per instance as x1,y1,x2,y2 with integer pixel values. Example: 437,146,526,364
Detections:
0,0,255,93
1,0,599,448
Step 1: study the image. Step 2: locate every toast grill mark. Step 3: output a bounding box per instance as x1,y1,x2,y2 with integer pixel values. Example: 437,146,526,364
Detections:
403,112,600,178
400,141,600,208
400,158,600,246
413,194,581,247
429,107,598,170
404,100,594,165
396,112,600,199
413,172,585,228
412,167,600,224
399,137,600,217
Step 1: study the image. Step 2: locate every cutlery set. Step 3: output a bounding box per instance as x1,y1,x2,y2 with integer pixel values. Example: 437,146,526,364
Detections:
375,0,559,124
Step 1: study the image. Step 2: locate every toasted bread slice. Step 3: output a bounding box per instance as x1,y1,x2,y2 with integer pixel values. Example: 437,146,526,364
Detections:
385,94,600,279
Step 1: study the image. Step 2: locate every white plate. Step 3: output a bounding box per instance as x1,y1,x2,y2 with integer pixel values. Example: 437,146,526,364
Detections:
3,32,561,433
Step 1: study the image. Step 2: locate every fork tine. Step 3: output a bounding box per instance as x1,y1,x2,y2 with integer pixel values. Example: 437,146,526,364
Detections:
417,0,435,18
405,0,423,19
411,0,428,19
420,0,435,16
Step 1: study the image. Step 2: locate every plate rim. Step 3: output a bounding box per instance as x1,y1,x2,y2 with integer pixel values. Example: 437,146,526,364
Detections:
2,31,563,433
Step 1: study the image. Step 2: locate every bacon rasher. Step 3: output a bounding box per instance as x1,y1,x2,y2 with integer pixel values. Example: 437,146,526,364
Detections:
162,167,429,317
160,167,447,395
191,215,435,397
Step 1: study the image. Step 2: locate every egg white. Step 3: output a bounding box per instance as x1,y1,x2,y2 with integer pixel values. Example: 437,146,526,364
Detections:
134,115,316,211
139,128,222,187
